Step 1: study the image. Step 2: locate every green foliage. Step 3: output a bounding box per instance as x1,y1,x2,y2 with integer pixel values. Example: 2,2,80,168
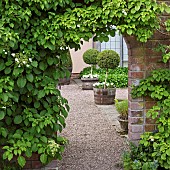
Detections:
97,50,120,88
115,99,128,120
99,73,128,88
62,50,72,68
123,142,160,170
97,50,120,69
127,66,170,169
83,49,99,65
80,67,128,88
0,0,71,168
0,0,169,168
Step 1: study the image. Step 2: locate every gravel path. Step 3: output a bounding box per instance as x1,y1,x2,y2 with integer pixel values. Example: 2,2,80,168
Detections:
47,81,128,170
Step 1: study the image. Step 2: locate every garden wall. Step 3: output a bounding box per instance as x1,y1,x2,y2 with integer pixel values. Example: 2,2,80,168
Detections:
125,21,170,141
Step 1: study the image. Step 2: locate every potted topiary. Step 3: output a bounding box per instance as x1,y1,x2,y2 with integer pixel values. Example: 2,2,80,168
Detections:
93,50,120,105
115,99,128,132
81,48,99,90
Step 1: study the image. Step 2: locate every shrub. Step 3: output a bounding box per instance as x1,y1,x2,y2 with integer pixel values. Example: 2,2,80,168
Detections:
83,49,99,65
83,49,99,77
97,50,120,69
97,50,120,88
115,100,128,120
80,67,128,88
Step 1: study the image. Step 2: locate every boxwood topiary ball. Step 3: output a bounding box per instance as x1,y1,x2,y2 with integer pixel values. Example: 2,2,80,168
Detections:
97,50,120,69
83,49,99,65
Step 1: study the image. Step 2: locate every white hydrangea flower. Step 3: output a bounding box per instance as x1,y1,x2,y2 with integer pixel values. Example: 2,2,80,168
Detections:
122,9,127,16
11,53,15,57
15,58,19,62
29,58,32,62
5,52,7,54
23,61,26,64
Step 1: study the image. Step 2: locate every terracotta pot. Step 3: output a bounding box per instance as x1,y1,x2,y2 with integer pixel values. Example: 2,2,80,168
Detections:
93,87,116,105
118,116,128,131
81,78,98,90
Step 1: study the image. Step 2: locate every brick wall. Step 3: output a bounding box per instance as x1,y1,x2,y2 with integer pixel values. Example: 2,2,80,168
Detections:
125,25,170,141
0,148,43,170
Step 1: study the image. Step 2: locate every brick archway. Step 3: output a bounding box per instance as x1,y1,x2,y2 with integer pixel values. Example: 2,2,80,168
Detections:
124,31,170,141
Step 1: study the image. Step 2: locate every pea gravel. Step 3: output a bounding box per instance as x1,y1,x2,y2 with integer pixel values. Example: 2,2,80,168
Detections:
47,80,129,170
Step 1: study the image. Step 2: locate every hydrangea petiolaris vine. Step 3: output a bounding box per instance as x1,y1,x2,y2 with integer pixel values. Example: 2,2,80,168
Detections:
0,0,170,168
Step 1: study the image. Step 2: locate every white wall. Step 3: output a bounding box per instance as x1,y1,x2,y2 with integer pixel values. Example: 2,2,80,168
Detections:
70,39,93,73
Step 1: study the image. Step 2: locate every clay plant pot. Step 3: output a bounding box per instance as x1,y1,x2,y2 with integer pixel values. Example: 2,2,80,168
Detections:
118,116,128,132
93,87,116,105
81,77,99,90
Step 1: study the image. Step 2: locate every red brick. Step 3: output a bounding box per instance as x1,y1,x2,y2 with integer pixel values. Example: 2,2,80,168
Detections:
129,101,144,110
128,117,144,124
128,57,144,64
31,161,43,169
129,110,143,117
23,161,32,169
145,118,157,124
128,79,141,87
129,125,144,133
145,125,157,132
145,101,157,109
128,132,143,140
129,71,145,79
129,64,145,71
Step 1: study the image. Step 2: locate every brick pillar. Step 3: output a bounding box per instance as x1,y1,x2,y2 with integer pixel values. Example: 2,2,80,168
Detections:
124,31,170,141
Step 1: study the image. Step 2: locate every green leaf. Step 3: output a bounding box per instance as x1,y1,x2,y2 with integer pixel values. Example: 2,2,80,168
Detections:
57,30,63,38
166,149,170,156
59,116,65,126
40,154,47,164
13,67,24,76
26,73,34,82
8,153,13,161
0,111,5,120
2,93,9,102
127,29,133,35
32,143,38,152
38,90,45,99
39,61,47,71
14,115,22,124
1,128,7,137
47,57,54,65
34,101,40,108
25,149,32,158
53,105,59,112
9,40,15,48
31,61,38,67
13,133,21,139
17,77,27,88
18,156,26,167
4,67,11,74
5,117,12,125
27,83,33,91
40,136,47,143
0,59,5,71
7,108,12,116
